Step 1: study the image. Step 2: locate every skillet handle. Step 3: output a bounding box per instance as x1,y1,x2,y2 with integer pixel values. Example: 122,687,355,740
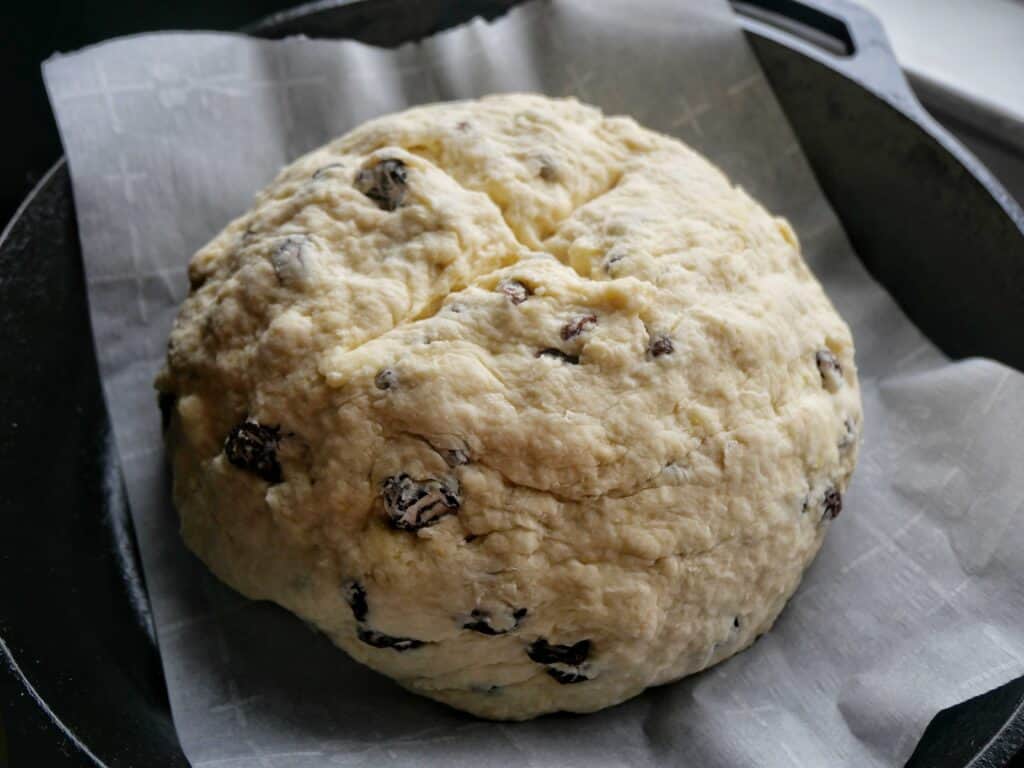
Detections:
731,0,925,118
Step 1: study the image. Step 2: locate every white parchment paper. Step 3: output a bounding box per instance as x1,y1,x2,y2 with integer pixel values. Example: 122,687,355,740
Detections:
43,1,1024,765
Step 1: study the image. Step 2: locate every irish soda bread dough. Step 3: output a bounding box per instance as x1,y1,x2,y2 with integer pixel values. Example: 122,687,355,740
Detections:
156,94,861,720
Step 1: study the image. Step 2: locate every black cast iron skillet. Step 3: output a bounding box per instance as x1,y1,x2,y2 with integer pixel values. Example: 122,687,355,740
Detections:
1,1,1022,765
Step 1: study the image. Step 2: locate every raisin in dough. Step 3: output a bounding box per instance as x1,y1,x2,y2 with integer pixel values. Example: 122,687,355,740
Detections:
157,94,862,720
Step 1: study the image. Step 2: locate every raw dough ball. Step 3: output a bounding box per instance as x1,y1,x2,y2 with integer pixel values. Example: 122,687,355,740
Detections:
157,94,861,720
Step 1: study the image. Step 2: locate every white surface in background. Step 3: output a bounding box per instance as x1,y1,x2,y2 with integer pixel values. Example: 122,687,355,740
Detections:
42,0,1024,765
854,0,1024,121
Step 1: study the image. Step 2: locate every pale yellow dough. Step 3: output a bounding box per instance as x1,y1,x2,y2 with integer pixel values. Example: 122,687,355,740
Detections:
157,94,861,720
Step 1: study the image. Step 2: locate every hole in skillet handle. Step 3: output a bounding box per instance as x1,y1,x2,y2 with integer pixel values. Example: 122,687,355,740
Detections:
732,0,854,56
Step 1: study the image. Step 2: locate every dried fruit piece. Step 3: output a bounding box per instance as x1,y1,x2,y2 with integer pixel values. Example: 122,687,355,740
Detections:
357,627,425,651
561,314,597,340
650,335,674,357
528,638,593,684
463,607,528,636
346,581,426,650
158,392,176,432
536,348,580,365
498,279,531,305
224,421,282,484
537,155,559,182
545,667,590,685
354,158,408,211
381,473,461,531
375,368,397,391
823,487,843,520
344,580,368,623
816,349,843,392
527,638,591,666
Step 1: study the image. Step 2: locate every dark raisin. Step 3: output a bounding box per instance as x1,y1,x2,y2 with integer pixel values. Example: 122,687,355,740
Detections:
463,607,528,636
823,487,843,520
443,448,470,467
381,473,460,531
375,368,397,390
816,349,843,392
158,392,176,431
498,279,531,305
357,627,425,651
561,315,598,341
312,163,344,180
464,533,479,543
527,638,591,666
650,335,674,357
537,156,559,182
344,580,368,623
354,158,408,211
224,421,282,484
733,617,741,629
545,667,590,685
536,348,580,365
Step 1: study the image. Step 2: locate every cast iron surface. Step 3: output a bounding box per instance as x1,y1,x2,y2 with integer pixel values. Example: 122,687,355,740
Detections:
0,162,188,768
742,0,1024,373
1,1,1022,766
